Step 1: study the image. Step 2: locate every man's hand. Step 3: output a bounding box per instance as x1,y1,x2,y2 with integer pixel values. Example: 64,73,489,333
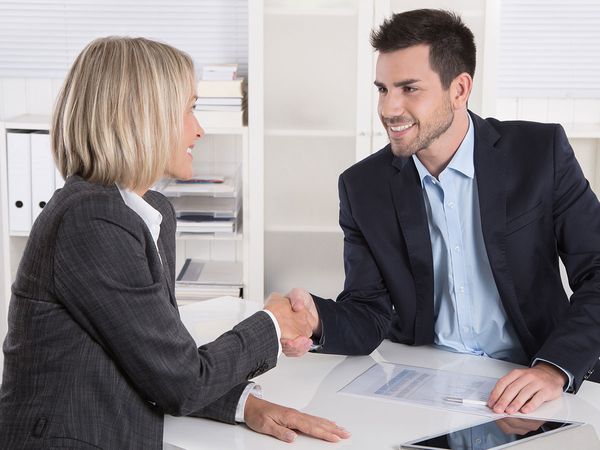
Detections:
244,394,350,443
263,292,312,342
487,362,566,414
280,288,321,357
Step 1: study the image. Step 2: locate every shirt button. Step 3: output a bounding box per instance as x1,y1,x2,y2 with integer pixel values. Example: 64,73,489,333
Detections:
447,201,455,208
454,245,460,252
459,286,465,293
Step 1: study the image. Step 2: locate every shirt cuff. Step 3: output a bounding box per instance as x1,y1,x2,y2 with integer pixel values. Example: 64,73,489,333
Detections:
235,383,263,423
260,309,282,357
532,358,574,392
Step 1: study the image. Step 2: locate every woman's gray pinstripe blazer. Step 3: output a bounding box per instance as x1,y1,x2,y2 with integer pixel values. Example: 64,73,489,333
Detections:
0,175,277,449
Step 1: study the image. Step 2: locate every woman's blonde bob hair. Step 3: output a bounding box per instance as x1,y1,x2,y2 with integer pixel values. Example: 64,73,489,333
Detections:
52,36,195,190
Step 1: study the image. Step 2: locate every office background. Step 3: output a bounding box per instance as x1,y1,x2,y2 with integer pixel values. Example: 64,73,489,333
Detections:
1,0,600,378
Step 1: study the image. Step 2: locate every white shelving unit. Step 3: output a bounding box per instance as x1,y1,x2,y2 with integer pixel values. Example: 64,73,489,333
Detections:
262,0,364,300
0,114,50,305
262,0,494,300
0,114,262,311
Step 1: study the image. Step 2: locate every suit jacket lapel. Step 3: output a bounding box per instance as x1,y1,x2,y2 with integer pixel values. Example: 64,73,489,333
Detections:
390,156,435,344
472,113,536,356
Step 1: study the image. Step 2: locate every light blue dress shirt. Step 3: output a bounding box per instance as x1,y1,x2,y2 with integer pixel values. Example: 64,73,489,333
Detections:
412,114,529,365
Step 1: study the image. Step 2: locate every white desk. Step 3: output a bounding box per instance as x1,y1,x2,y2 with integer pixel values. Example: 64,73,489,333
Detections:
164,298,600,449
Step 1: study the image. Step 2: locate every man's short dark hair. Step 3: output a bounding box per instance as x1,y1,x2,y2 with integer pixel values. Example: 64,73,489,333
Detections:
370,9,476,89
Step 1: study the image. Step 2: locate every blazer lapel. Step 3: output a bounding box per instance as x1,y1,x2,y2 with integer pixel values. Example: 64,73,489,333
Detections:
472,113,537,356
390,156,435,344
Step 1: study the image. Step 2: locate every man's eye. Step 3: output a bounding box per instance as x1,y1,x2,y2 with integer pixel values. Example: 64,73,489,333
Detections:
404,86,417,93
377,86,387,94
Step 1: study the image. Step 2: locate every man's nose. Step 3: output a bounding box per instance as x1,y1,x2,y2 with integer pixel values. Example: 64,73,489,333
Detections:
379,92,405,122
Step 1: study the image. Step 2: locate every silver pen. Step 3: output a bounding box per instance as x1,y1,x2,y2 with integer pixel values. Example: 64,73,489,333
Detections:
444,396,489,407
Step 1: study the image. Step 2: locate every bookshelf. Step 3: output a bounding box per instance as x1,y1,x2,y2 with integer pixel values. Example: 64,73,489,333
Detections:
0,3,265,322
0,114,261,311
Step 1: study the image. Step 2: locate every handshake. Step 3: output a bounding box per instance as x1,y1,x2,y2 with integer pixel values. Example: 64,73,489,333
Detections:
263,288,322,357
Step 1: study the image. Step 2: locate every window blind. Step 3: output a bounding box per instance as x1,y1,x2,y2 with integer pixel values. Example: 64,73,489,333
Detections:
0,0,248,79
498,0,600,98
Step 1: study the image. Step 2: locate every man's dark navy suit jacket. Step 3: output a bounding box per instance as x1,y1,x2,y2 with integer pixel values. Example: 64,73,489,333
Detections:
313,111,600,392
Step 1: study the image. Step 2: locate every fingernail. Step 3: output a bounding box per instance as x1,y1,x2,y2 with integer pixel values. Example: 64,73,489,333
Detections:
285,432,297,442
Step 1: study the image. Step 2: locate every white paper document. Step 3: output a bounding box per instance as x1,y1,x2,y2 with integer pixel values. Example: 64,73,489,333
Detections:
339,362,499,416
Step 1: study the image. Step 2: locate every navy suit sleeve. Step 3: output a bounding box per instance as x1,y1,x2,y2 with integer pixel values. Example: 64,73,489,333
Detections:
312,175,393,355
535,124,600,391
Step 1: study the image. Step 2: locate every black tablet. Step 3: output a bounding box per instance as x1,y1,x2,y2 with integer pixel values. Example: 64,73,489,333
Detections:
401,417,579,450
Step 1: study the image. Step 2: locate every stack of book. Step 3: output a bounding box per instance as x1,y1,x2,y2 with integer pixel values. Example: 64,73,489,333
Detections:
175,258,243,303
170,195,239,235
202,64,237,80
158,170,240,236
195,64,246,127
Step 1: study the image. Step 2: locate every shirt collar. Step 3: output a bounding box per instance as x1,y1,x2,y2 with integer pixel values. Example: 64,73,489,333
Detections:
116,184,163,246
412,112,475,185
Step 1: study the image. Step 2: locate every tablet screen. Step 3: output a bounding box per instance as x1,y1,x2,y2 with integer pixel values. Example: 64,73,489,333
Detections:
404,417,574,450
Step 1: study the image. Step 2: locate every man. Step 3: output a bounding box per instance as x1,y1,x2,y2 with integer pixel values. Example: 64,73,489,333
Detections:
281,9,600,415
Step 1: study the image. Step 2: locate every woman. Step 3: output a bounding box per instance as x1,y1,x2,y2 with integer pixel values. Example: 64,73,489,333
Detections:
0,37,348,449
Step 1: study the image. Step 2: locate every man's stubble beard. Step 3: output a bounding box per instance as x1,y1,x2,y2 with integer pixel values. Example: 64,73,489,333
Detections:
388,98,454,158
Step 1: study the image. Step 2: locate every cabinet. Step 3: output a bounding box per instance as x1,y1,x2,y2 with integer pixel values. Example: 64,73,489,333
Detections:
0,114,261,312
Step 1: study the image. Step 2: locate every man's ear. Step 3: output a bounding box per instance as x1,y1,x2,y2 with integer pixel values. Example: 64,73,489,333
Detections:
451,72,473,109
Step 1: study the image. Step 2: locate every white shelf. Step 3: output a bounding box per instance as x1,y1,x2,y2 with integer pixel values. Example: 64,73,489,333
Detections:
202,126,247,136
265,225,342,233
265,8,357,16
3,114,51,131
2,114,246,137
8,231,30,237
265,128,356,137
176,230,243,241
160,177,239,198
563,123,600,139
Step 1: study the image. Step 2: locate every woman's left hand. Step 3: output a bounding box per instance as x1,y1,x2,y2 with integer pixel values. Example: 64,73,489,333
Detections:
244,395,350,443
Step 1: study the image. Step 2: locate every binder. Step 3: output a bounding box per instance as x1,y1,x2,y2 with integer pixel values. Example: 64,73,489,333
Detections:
7,130,32,233
30,131,55,223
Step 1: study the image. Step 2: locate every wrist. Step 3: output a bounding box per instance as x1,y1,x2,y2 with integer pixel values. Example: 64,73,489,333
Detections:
243,392,262,421
535,361,568,386
313,320,322,339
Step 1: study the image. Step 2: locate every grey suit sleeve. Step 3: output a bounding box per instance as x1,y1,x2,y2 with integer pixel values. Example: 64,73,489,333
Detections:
53,202,278,418
187,382,249,424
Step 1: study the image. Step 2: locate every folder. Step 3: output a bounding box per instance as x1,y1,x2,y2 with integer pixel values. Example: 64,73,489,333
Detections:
7,131,32,233
30,131,55,223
